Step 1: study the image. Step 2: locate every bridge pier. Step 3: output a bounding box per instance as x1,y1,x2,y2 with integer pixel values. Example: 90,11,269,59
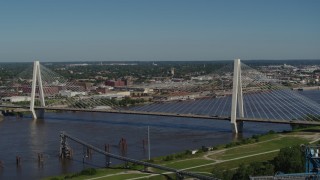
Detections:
35,109,45,119
0,112,3,120
236,121,243,133
231,122,243,134
31,109,45,120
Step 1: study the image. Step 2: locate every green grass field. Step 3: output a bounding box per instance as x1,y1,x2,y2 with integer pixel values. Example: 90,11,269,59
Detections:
163,159,214,169
45,128,319,180
211,136,308,160
93,173,150,180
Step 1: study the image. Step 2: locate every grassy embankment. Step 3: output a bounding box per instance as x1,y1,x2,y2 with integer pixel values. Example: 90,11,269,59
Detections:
46,127,320,180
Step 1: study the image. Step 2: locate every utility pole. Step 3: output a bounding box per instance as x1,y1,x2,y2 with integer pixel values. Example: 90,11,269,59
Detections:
148,126,151,160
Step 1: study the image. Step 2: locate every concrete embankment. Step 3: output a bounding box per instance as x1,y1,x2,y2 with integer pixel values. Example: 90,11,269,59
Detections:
0,108,29,117
292,86,320,91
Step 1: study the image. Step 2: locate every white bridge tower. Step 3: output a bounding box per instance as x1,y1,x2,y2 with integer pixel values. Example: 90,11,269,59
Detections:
231,59,244,134
30,61,45,119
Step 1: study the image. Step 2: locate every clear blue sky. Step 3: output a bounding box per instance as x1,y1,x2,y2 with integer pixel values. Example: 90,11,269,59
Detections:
0,0,319,62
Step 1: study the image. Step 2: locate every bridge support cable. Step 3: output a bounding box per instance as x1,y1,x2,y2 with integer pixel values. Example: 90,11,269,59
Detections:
241,63,320,122
243,84,299,121
207,64,234,117
240,69,279,120
240,65,290,120
207,97,224,116
244,88,280,120
127,64,234,117
272,87,320,119
261,88,315,120
241,71,297,120
212,97,224,116
200,98,216,115
59,131,218,180
240,71,300,120
38,64,123,111
190,74,232,117
184,98,205,114
165,101,188,114
242,64,302,121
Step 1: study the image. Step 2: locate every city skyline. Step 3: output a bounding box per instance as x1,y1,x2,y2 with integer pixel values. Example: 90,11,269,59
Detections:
0,0,319,62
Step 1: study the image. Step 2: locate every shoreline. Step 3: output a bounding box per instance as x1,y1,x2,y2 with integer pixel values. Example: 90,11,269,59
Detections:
45,127,320,180
292,86,320,91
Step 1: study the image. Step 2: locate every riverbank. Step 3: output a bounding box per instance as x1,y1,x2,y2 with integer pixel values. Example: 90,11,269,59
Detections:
292,86,320,91
45,127,320,180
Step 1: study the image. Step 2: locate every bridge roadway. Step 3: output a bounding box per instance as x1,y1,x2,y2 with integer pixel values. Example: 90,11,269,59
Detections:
1,105,320,126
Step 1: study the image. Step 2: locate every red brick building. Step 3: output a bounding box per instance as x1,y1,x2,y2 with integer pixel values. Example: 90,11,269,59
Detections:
105,80,125,87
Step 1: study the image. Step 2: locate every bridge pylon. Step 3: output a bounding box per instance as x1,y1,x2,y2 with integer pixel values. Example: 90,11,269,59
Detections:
30,61,45,119
231,59,244,134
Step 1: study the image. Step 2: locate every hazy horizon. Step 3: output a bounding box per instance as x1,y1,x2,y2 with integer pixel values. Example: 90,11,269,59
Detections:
0,59,320,63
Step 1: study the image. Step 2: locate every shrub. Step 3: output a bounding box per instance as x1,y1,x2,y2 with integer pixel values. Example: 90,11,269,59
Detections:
211,146,218,151
185,150,192,155
201,146,209,152
268,130,275,134
163,155,174,161
146,159,154,163
225,142,237,148
80,168,97,176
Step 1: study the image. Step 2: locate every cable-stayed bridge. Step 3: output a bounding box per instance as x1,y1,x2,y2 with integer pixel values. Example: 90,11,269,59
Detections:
1,59,320,133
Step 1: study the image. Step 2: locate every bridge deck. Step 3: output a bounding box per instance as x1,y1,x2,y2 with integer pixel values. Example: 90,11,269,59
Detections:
1,105,320,126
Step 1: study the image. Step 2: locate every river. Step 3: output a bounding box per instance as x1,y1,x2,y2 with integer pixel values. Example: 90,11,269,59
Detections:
0,90,318,180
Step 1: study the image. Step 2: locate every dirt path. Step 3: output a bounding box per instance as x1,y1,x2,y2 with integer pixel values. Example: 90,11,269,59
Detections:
203,135,281,160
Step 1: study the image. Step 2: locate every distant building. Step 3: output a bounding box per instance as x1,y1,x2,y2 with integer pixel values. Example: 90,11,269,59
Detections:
105,80,126,87
21,86,60,96
96,86,113,94
123,76,133,86
76,82,93,91
68,63,89,67
59,90,86,97
170,68,175,76
191,76,213,81
95,76,108,80
93,91,130,100
1,96,31,103
65,85,85,92
153,92,200,102
282,64,295,69
93,106,112,110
